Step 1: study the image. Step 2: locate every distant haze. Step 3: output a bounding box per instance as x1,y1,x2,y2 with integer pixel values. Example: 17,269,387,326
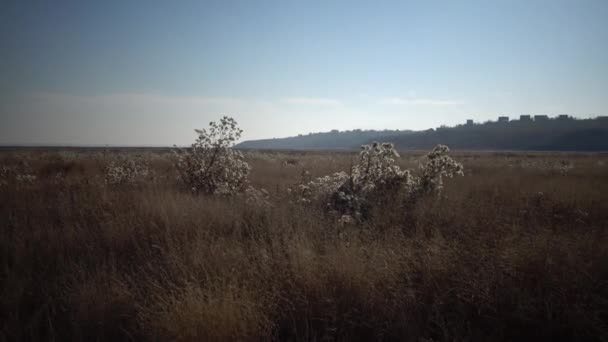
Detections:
1,1,607,146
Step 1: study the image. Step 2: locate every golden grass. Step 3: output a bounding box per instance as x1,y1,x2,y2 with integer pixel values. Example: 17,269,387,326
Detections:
1,150,607,341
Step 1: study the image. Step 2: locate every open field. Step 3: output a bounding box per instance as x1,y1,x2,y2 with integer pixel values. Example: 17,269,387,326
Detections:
1,149,608,341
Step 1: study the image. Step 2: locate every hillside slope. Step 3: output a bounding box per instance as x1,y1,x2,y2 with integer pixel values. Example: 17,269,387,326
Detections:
237,117,608,151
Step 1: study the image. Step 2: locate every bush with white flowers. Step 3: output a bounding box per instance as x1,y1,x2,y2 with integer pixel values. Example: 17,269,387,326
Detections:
0,162,37,187
290,143,463,221
104,157,151,185
0,165,12,187
288,170,350,204
174,116,250,195
243,186,272,207
417,144,464,194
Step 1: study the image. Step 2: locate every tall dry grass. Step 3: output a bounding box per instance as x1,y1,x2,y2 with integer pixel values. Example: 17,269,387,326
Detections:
1,149,607,341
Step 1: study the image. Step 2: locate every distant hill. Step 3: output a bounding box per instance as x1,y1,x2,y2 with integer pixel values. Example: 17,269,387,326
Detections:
237,129,414,151
236,116,608,151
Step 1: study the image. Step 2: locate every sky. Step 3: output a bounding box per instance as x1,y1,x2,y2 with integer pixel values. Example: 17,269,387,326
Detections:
1,0,607,146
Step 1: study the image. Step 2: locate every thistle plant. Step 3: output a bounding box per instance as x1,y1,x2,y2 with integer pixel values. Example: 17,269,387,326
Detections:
417,144,464,195
0,165,11,186
0,162,37,187
243,186,272,207
290,143,463,221
174,116,250,195
331,142,414,219
104,157,151,185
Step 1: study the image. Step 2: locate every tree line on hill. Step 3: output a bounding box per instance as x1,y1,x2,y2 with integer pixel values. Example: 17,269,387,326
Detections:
236,116,608,151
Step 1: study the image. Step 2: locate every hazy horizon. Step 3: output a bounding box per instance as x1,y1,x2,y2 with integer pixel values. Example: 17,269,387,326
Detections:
2,0,607,146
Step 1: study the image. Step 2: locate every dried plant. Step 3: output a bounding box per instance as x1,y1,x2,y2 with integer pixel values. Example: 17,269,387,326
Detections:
0,161,37,186
104,157,151,185
174,116,250,195
417,144,465,194
290,143,463,220
243,186,272,207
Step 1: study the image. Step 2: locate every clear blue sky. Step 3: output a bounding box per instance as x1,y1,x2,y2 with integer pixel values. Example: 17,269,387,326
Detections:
1,0,607,145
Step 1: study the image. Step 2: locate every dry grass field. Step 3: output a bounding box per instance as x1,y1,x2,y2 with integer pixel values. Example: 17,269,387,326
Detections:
1,148,608,341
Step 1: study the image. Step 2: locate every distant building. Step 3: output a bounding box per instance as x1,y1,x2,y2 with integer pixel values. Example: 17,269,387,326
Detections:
558,114,570,120
466,119,474,125
534,115,549,121
520,114,532,121
498,116,509,123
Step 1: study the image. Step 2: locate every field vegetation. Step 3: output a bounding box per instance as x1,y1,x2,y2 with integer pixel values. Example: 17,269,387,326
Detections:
1,122,607,341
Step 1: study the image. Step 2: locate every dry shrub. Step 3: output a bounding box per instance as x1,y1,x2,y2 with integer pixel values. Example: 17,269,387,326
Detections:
104,156,151,185
174,116,250,195
290,143,463,222
0,161,37,186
